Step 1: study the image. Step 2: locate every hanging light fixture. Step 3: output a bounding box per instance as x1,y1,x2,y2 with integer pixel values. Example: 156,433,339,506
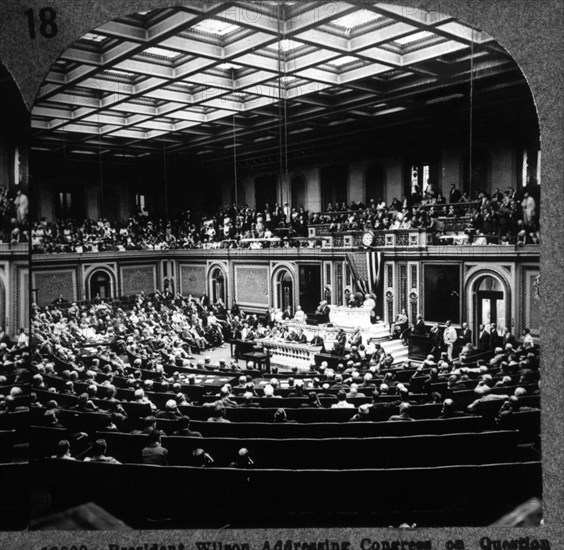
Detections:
97,113,104,219
232,111,238,207
468,27,475,202
162,139,169,223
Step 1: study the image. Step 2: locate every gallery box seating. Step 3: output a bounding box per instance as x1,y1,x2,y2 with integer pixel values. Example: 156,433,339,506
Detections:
96,429,520,469
32,458,542,527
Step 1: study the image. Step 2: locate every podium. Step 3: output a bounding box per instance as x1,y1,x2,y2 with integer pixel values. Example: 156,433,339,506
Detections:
328,305,372,328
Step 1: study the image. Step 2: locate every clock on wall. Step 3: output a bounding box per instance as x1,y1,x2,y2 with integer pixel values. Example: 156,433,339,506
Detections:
362,231,374,247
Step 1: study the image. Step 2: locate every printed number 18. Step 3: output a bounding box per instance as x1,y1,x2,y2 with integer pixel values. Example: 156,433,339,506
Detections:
25,7,58,39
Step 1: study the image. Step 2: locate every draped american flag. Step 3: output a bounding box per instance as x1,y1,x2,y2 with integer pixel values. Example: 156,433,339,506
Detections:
346,251,383,294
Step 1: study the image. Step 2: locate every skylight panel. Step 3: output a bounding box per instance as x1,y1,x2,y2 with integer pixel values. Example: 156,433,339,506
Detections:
142,47,181,59
331,9,382,29
217,62,242,70
328,55,359,67
267,39,303,53
192,19,239,36
328,118,354,126
373,106,406,116
395,30,435,45
82,32,106,43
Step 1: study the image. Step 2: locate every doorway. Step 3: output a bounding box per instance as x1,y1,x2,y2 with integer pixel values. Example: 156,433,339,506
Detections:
89,270,112,300
210,267,226,305
299,265,321,314
274,269,294,313
476,276,505,331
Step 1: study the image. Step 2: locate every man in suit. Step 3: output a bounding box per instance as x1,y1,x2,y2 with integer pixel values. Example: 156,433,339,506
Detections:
439,398,467,419
459,322,472,345
489,323,500,350
294,328,307,344
332,329,347,356
310,331,325,351
412,314,426,336
263,308,276,329
0,327,11,346
477,324,490,351
502,326,517,348
315,300,330,323
391,309,408,339
449,184,462,203
141,428,169,465
156,399,183,420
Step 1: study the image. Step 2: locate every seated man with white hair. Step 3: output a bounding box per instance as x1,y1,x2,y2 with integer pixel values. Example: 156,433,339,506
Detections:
349,403,371,422
293,305,307,324
439,398,468,419
156,399,183,419
263,384,281,398
133,388,157,412
467,386,509,415
217,385,238,408
347,383,365,399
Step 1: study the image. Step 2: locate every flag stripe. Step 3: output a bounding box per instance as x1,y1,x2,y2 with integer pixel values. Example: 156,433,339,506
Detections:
365,250,383,293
